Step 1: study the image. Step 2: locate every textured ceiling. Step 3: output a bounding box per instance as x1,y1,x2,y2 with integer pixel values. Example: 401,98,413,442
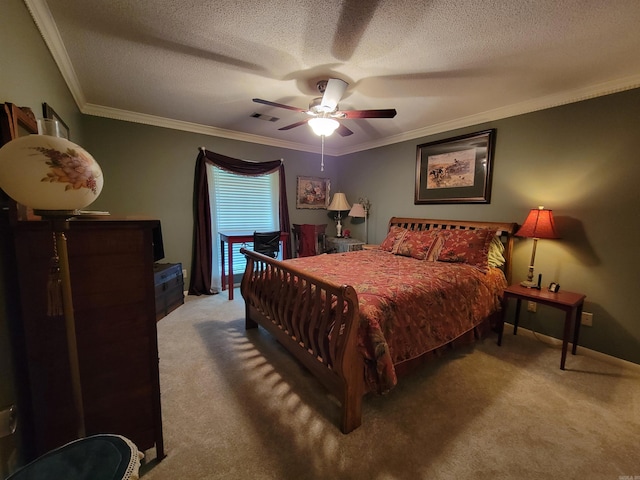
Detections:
26,0,640,155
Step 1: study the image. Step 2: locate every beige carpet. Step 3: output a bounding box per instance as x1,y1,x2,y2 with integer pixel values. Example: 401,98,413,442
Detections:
141,292,639,480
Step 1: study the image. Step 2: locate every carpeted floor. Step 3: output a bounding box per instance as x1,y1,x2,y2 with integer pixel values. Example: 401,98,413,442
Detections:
141,291,640,480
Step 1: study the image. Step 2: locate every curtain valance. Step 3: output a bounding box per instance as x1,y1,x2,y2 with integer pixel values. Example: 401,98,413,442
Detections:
188,148,291,295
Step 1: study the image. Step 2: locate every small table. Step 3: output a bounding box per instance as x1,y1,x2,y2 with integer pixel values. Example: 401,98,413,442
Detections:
498,284,586,370
219,231,289,300
326,237,365,253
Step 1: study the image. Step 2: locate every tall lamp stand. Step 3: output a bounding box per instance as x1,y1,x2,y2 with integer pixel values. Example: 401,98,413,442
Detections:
360,198,371,244
0,128,104,442
38,211,86,439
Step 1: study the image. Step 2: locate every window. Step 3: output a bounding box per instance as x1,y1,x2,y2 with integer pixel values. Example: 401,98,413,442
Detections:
210,166,279,275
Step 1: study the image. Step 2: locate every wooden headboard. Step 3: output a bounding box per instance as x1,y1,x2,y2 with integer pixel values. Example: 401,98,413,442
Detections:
387,217,519,283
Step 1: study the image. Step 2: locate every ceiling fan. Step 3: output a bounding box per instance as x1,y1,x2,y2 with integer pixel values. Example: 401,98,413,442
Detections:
252,78,397,137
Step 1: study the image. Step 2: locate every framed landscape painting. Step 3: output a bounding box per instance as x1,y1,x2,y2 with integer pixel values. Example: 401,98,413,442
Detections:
415,129,495,204
296,176,330,209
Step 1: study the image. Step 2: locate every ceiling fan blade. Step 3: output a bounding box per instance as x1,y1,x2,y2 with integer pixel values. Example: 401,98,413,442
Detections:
340,108,397,119
278,119,310,131
253,98,307,113
336,123,354,137
320,78,348,111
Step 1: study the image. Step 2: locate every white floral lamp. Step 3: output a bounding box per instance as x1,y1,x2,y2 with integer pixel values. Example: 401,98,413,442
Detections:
0,132,104,439
0,134,103,212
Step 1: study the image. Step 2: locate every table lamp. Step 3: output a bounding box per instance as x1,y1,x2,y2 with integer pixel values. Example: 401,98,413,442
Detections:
515,206,559,288
327,192,351,237
0,125,104,438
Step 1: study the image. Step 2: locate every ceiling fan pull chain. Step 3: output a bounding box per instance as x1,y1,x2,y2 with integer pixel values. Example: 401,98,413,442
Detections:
321,135,325,172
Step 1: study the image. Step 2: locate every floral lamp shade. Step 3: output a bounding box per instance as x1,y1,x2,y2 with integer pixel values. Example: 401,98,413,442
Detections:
0,134,103,210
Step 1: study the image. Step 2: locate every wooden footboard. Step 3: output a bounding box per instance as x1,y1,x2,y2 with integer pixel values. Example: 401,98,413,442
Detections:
239,248,364,433
239,217,517,433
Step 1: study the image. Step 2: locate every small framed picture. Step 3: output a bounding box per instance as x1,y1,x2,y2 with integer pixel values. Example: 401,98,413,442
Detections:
548,282,560,293
296,176,330,209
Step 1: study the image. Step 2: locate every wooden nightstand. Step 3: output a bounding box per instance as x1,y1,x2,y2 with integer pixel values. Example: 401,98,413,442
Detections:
326,237,365,253
498,284,586,370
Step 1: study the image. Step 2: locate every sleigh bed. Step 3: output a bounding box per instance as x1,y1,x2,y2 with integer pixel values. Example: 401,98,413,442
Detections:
240,217,518,433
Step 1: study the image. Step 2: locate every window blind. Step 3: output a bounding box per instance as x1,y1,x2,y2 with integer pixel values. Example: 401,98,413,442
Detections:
212,167,278,273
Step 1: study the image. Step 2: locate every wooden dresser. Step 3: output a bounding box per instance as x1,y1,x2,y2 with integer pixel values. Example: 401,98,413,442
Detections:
10,217,164,460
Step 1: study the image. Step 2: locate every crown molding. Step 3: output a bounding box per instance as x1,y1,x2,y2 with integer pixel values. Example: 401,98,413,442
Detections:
83,76,640,157
338,74,640,155
25,0,640,157
23,0,87,107
81,104,336,155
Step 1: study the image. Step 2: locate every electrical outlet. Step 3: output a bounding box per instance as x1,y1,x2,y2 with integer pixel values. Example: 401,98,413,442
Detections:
581,312,593,326
527,301,537,313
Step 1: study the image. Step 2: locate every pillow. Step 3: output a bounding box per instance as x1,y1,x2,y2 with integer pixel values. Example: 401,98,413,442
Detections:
425,231,445,261
395,229,440,260
437,228,496,272
379,226,408,252
487,234,506,268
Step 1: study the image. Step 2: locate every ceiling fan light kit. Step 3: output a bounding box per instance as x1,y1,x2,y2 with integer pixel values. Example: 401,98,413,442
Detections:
254,77,397,171
253,78,397,138
308,117,340,136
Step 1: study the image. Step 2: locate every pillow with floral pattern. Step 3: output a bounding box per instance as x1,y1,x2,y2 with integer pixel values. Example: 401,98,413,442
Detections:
379,226,408,252
395,229,441,260
437,228,497,272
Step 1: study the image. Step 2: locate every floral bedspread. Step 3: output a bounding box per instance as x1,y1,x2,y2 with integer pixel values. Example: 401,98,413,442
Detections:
286,249,507,394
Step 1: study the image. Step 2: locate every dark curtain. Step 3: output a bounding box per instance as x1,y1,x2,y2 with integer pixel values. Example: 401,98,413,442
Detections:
188,148,291,295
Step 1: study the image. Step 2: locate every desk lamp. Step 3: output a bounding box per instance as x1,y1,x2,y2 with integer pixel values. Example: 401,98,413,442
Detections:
327,192,351,237
515,206,559,288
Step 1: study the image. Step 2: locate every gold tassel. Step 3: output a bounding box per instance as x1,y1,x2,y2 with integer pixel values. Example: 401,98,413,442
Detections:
47,234,64,317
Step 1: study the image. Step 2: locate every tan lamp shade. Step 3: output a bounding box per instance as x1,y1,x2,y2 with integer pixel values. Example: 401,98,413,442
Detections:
0,134,103,210
348,203,366,217
327,192,351,211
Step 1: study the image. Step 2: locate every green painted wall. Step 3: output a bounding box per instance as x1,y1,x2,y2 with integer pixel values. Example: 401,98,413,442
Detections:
1,0,639,472
81,116,341,276
338,90,640,364
0,0,84,473
82,89,640,366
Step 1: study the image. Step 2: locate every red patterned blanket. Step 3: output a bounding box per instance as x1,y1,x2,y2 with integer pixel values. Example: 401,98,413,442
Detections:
287,249,507,393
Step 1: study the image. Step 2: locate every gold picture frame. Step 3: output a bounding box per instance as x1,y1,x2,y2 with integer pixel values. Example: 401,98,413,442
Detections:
296,176,330,209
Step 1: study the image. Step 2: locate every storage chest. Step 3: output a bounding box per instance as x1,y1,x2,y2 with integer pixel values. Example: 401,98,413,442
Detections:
154,263,184,321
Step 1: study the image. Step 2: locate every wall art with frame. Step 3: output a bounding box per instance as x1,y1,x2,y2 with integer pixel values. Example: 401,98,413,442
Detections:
296,176,330,209
415,129,495,204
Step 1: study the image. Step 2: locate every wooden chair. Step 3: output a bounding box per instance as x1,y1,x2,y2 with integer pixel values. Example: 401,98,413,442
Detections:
292,224,327,257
